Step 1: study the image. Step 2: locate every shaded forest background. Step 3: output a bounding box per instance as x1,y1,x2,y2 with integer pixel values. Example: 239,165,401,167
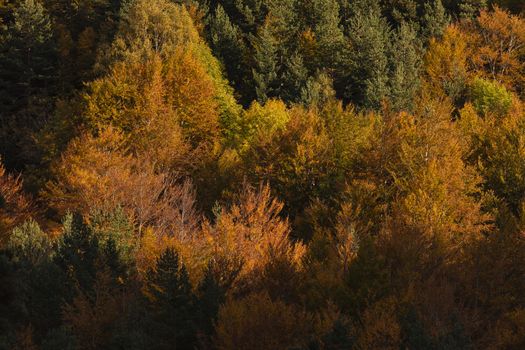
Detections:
1,0,525,349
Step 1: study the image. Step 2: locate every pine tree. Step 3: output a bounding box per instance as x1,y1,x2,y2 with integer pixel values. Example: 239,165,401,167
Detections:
54,214,100,293
250,20,279,103
457,0,487,19
339,0,381,33
343,5,391,110
389,23,422,111
0,0,56,112
209,5,249,101
280,52,309,103
0,0,58,170
7,220,51,266
143,248,197,349
300,0,345,71
421,0,449,40
380,0,419,26
196,257,241,339
43,0,123,85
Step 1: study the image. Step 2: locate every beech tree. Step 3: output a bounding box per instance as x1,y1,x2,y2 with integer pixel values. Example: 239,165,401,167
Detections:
0,160,36,247
45,129,199,238
1,2,525,349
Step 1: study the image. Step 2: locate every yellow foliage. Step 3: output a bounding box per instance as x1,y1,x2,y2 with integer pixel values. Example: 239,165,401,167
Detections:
240,99,290,149
105,0,240,141
356,298,401,350
468,7,525,92
201,184,305,280
389,102,488,240
424,24,472,100
83,51,217,172
45,129,200,238
214,292,315,350
111,0,201,59
0,160,37,247
425,7,525,101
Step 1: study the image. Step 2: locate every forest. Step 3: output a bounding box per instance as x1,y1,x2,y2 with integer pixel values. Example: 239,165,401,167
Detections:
1,0,525,349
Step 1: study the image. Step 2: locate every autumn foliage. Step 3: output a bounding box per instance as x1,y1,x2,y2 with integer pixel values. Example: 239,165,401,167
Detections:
1,1,525,349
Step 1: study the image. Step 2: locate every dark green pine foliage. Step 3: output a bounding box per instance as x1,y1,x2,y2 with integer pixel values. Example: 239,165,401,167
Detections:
0,0,58,171
250,19,279,103
460,0,487,19
54,214,100,293
207,0,313,105
440,0,487,19
0,0,57,118
280,52,310,103
0,220,66,346
48,212,132,346
196,256,242,340
380,0,420,26
421,0,449,40
196,267,228,342
299,0,345,77
144,248,197,350
297,0,344,105
268,0,309,103
209,4,251,103
196,268,224,338
0,252,21,349
250,0,301,104
388,23,423,112
339,0,381,32
89,207,137,267
344,0,449,40
51,212,128,300
342,3,391,110
43,0,123,87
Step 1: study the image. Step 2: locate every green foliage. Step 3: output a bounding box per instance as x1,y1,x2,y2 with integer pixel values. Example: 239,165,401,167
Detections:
55,212,132,296
1,2,525,349
88,207,136,267
458,0,488,19
54,213,103,291
251,20,279,103
421,0,450,39
343,5,390,110
470,77,513,116
240,99,290,147
389,23,423,111
196,257,241,338
0,0,58,170
476,110,525,216
300,71,336,107
208,4,248,100
0,0,56,114
8,220,52,265
143,248,197,349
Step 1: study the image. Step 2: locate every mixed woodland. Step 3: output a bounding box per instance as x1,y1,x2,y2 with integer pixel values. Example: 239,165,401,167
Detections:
1,0,525,348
